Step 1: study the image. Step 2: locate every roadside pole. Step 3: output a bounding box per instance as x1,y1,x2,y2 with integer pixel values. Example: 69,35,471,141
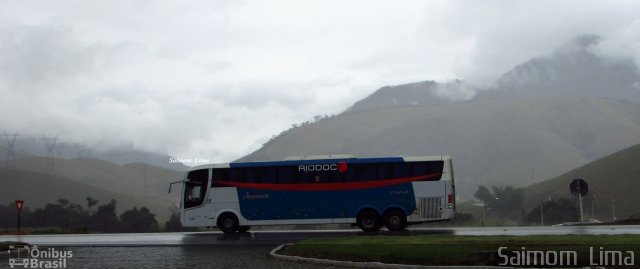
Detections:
15,199,24,232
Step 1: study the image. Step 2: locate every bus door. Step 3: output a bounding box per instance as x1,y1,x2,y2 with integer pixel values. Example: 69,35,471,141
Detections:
181,168,214,227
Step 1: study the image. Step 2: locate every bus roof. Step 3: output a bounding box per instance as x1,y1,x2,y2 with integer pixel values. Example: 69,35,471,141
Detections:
187,155,449,171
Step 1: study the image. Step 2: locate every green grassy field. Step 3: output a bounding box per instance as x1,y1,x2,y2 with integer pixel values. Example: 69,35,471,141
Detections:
281,234,640,266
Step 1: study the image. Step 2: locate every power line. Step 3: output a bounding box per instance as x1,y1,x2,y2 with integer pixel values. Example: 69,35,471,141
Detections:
40,135,59,175
2,132,19,168
74,142,88,158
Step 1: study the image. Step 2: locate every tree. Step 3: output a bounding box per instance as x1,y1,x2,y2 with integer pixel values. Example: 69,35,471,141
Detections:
119,207,159,233
1,198,165,233
473,185,525,225
92,199,119,232
526,198,579,226
474,185,494,226
32,203,67,228
57,198,70,207
164,212,182,232
474,185,494,203
86,197,98,211
0,203,17,229
1,203,35,230
491,186,524,223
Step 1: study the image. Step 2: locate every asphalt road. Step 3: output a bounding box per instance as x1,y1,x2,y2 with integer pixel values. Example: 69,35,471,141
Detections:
3,225,639,247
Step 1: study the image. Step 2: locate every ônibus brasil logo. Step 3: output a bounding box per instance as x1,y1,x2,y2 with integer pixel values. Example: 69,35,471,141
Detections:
298,161,348,173
8,245,73,269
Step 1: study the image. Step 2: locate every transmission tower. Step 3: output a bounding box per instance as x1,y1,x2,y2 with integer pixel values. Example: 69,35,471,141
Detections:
2,132,19,168
74,143,88,158
41,135,59,174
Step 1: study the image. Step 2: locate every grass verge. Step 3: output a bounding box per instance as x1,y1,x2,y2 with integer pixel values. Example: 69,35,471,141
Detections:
280,234,640,267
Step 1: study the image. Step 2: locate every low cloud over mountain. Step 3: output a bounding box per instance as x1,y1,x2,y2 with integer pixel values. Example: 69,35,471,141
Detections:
240,36,640,198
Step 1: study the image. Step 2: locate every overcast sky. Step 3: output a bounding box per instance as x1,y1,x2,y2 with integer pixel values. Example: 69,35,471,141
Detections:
1,1,639,163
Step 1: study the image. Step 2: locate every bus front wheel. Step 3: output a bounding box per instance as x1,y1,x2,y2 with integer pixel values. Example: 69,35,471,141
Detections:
218,213,239,234
384,209,408,231
357,210,381,232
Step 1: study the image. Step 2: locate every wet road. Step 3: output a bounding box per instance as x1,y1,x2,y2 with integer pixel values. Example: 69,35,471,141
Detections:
2,225,639,247
3,226,639,269
2,245,350,269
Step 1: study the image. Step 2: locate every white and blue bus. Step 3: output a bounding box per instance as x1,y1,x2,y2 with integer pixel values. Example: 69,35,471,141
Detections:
171,155,455,233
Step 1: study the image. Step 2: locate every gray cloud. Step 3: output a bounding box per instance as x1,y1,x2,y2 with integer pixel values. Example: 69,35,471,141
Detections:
2,1,640,162
0,24,100,89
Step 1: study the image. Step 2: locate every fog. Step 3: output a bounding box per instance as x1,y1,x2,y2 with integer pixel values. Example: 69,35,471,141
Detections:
1,0,639,162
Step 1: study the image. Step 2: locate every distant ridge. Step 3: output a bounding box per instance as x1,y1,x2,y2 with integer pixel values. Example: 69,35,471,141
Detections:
523,143,640,221
240,35,640,198
0,157,183,222
0,138,189,171
346,80,459,113
480,35,640,102
0,168,160,217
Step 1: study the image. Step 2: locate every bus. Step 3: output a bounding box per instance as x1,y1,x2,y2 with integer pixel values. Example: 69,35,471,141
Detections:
170,155,455,233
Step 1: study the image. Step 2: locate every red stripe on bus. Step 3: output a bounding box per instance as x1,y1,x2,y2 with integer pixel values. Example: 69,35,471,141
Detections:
213,173,442,191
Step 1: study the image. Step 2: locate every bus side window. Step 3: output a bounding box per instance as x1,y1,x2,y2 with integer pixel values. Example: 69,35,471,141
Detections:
359,165,376,181
431,161,444,175
411,162,428,176
278,167,294,184
393,163,411,178
212,168,230,187
299,171,311,184
378,164,391,180
344,165,357,182
332,169,341,182
317,170,331,183
188,184,202,202
261,167,277,184
410,161,444,181
247,168,259,183
229,168,245,182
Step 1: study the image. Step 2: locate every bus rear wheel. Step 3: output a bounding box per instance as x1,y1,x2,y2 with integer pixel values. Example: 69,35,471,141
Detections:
357,210,381,232
384,209,408,231
217,213,239,234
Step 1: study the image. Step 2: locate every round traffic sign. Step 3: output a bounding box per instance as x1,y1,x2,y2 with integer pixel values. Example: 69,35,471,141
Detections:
569,178,588,197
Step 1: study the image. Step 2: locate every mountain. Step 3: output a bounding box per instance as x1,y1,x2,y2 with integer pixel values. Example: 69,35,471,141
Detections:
241,95,640,197
1,157,183,222
523,143,640,221
479,35,640,102
239,36,640,198
0,137,189,171
93,149,189,171
0,169,163,218
347,80,461,113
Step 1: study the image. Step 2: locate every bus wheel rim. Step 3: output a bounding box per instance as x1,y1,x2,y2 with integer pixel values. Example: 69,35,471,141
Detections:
363,216,375,227
389,216,400,226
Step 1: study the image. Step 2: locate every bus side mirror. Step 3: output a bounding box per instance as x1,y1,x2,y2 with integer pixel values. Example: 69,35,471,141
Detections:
168,179,187,193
